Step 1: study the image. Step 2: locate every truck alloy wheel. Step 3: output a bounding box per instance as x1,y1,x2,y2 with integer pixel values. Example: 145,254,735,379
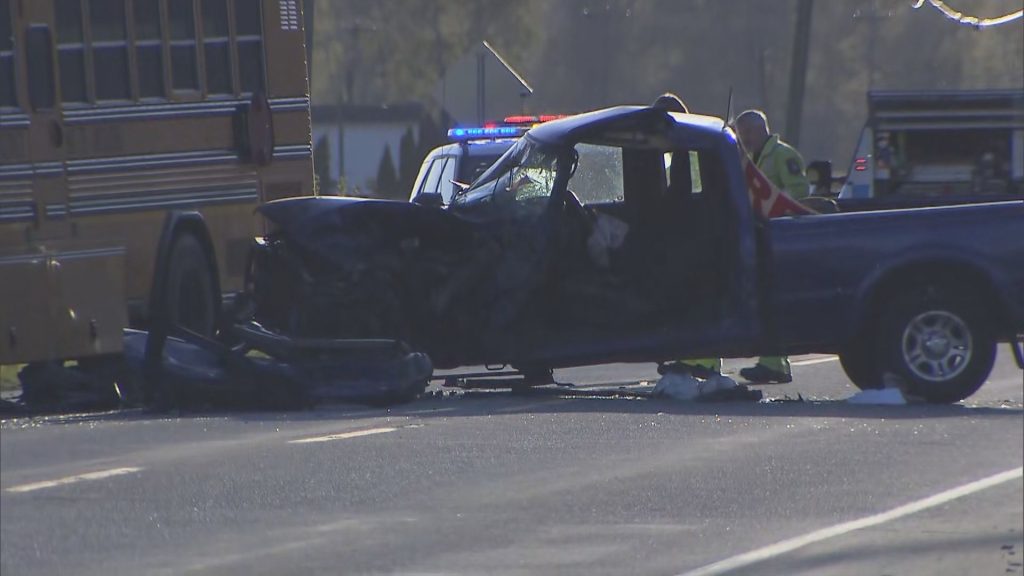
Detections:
900,310,972,382
878,287,996,403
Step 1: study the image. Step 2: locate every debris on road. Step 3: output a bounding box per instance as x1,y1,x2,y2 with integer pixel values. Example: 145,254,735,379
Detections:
5,326,433,415
15,362,124,413
846,387,908,405
651,366,762,402
124,325,433,410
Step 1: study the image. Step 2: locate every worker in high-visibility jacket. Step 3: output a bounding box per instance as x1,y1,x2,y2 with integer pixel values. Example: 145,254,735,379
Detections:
735,109,810,384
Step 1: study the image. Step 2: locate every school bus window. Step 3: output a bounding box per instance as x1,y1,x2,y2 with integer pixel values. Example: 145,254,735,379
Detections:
235,0,264,94
26,26,57,111
202,0,232,95
134,0,165,99
55,0,88,103
0,0,15,108
91,0,131,101
169,0,198,90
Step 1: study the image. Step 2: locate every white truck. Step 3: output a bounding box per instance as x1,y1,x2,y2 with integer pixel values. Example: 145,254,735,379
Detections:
838,90,1024,209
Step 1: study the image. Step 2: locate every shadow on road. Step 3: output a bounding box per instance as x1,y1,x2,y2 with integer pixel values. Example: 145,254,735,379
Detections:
4,380,1021,430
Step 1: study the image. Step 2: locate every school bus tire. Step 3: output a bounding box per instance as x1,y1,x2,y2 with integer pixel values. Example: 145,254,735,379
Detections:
165,233,218,338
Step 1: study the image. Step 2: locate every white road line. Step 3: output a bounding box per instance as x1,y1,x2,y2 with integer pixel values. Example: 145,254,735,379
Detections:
288,427,398,444
791,356,839,367
677,466,1024,576
5,467,143,494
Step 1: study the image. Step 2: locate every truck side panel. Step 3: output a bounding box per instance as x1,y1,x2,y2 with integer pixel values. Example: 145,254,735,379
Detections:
764,201,1024,354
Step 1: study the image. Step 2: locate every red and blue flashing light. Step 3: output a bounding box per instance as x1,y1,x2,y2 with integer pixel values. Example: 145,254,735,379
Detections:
447,114,567,142
446,125,524,141
503,114,566,124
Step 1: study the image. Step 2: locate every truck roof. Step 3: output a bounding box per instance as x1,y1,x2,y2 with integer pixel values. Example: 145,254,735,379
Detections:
526,105,728,146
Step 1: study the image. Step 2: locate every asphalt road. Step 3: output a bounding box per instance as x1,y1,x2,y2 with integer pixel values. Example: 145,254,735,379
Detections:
2,350,1022,576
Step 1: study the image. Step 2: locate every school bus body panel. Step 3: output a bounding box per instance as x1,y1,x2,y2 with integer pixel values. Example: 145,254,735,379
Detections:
0,0,312,364
0,254,54,361
49,244,128,359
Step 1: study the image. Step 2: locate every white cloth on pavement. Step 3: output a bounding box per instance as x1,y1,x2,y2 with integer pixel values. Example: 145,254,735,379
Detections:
846,388,907,405
652,370,739,401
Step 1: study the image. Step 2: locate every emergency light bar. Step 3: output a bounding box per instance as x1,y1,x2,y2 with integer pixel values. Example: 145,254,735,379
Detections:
503,114,567,124
447,126,524,141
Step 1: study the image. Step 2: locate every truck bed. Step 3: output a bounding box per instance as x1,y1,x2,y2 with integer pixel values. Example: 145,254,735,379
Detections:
763,200,1024,353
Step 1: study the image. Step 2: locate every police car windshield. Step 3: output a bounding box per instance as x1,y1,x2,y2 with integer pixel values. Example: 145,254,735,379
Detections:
452,138,531,204
459,154,504,184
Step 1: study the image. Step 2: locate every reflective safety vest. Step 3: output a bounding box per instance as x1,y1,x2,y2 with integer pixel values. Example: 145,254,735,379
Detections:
753,134,810,200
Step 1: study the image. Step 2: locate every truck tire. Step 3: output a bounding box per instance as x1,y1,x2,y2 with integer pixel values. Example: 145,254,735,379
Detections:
165,234,217,337
839,339,882,390
875,286,996,403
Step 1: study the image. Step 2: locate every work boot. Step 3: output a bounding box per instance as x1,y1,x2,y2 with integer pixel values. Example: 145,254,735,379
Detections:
739,364,793,384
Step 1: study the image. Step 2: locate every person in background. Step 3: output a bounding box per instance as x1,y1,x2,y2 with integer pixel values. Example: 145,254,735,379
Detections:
734,109,810,384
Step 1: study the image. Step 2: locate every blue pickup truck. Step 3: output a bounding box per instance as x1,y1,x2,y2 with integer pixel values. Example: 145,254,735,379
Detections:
249,106,1024,403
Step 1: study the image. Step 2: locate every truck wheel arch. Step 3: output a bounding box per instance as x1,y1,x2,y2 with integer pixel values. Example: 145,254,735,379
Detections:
850,258,1004,346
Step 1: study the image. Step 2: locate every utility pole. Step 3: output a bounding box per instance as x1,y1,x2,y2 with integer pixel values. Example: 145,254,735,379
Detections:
784,0,813,147
853,1,894,92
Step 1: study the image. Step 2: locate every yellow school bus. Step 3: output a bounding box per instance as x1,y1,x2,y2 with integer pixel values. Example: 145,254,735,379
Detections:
0,0,313,366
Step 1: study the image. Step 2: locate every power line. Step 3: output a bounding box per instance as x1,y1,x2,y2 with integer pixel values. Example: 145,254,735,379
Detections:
911,0,1023,28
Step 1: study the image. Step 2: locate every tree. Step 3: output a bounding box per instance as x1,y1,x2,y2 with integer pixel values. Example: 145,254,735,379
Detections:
311,0,1023,168
375,145,400,199
397,127,419,195
416,112,446,163
310,0,545,107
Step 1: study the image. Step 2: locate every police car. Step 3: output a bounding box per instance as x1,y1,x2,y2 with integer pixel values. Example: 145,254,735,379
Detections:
409,116,564,206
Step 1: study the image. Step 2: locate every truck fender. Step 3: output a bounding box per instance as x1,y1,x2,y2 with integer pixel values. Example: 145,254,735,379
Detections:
847,252,1003,344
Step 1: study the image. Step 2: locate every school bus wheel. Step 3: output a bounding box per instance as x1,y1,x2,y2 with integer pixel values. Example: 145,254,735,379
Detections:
164,234,218,337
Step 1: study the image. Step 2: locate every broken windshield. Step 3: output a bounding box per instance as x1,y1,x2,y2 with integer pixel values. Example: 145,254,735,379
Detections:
451,137,562,208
